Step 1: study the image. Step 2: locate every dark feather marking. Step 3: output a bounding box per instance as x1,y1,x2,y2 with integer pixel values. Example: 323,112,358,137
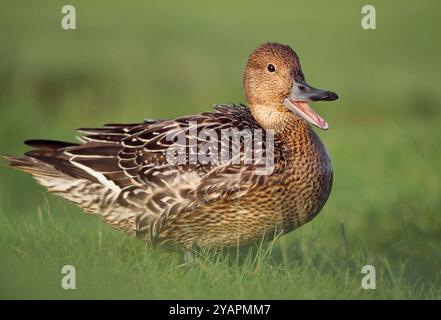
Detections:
25,139,78,150
65,143,121,156
73,157,121,172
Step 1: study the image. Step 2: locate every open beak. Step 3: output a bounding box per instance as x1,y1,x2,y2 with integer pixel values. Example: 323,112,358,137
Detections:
283,80,338,130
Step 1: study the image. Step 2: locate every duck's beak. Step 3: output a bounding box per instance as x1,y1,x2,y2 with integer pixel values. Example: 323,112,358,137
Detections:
283,80,338,130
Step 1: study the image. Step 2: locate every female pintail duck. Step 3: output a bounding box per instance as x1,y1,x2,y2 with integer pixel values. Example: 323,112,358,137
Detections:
5,43,338,249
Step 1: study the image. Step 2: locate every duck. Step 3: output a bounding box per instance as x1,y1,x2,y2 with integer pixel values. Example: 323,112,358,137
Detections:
4,43,338,250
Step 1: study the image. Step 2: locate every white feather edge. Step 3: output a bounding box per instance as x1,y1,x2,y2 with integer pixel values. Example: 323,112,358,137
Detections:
69,158,121,193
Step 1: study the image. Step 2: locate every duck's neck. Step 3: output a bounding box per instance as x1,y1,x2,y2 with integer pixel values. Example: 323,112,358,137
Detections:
249,104,310,136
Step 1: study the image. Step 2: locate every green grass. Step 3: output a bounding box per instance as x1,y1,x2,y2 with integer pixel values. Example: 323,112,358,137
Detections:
1,0,441,299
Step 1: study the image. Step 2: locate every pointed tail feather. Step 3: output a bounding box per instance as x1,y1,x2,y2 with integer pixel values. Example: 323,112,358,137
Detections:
3,148,99,184
2,154,62,178
3,139,79,178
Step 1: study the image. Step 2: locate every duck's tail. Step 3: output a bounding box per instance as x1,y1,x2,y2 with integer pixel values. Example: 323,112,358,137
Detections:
2,140,112,215
4,140,76,177
3,139,143,237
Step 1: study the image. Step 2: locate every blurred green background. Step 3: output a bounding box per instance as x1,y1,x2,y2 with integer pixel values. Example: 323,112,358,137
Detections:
0,0,440,299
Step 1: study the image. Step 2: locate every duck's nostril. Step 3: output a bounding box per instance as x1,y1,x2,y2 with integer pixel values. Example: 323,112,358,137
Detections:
298,85,306,92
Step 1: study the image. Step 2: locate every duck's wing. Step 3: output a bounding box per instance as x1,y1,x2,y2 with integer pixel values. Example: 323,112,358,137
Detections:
7,105,274,241
83,105,272,240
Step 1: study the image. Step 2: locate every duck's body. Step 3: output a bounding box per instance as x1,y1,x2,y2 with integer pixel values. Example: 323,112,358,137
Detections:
161,106,332,248
5,43,337,249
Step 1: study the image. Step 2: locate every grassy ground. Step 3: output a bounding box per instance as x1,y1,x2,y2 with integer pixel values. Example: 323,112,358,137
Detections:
0,0,440,299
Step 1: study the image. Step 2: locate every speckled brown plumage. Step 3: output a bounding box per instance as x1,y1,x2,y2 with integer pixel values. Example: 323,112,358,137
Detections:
4,42,337,249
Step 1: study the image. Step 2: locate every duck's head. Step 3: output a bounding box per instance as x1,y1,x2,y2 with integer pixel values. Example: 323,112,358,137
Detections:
243,42,338,130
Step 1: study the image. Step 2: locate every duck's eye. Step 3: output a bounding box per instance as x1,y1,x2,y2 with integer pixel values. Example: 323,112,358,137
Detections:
267,64,276,72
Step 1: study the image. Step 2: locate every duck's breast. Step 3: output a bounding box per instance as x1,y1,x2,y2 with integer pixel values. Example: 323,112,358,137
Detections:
277,127,333,230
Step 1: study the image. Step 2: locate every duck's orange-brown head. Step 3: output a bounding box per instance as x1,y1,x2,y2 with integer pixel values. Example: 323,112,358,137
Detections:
243,43,338,130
